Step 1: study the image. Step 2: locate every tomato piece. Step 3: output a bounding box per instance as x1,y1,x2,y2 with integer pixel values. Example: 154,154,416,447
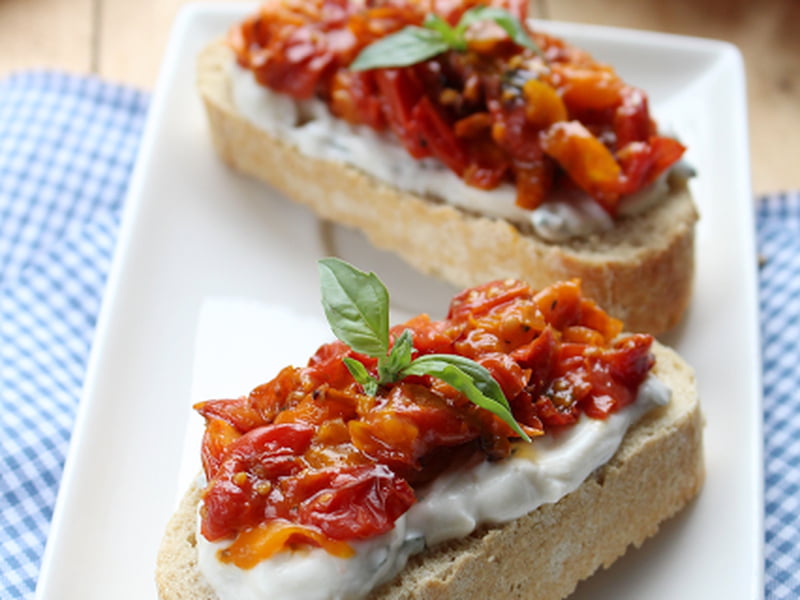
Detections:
201,423,315,541
606,334,655,389
455,296,545,358
219,422,313,472
349,414,420,468
533,279,582,330
454,112,493,138
577,298,623,341
579,358,626,418
249,366,306,418
579,340,651,419
513,160,554,210
448,279,532,320
453,328,503,359
374,68,429,158
409,95,470,176
295,464,415,540
510,325,557,390
478,352,528,400
618,136,686,193
195,398,263,433
462,137,510,190
562,325,606,346
614,87,655,148
195,367,315,481
200,418,242,480
534,395,580,427
488,98,529,157
196,366,306,434
314,418,352,446
329,70,384,128
305,340,372,389
274,385,359,427
350,383,476,469
489,94,556,209
393,314,457,356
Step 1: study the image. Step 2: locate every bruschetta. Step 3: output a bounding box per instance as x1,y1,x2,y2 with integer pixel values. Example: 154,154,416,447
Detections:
156,260,704,600
196,0,698,334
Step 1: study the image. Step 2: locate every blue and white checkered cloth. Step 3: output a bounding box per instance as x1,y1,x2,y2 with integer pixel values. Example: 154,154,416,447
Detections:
0,72,148,598
758,192,800,598
0,71,798,599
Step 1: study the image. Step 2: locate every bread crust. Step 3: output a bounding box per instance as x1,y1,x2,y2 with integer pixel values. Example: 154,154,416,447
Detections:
196,40,699,335
155,342,704,600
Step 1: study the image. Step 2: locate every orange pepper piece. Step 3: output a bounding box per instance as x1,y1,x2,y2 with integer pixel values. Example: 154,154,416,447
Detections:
522,79,568,130
539,121,623,206
219,520,355,568
553,64,624,112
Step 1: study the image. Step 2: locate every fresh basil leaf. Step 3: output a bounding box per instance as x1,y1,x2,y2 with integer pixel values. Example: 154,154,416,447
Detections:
407,354,510,409
378,329,415,383
457,6,544,57
344,357,379,396
318,258,390,357
422,13,465,50
349,26,450,71
401,354,531,441
350,6,543,72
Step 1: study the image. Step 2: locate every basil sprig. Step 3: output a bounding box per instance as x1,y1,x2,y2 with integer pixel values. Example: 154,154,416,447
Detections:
318,258,531,441
349,6,543,72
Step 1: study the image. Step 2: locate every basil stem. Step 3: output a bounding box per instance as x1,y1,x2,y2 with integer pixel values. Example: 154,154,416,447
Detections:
379,329,415,383
343,357,379,396
423,13,466,51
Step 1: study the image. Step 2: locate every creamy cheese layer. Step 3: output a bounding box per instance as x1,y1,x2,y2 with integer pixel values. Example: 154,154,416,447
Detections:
197,374,670,600
228,63,687,242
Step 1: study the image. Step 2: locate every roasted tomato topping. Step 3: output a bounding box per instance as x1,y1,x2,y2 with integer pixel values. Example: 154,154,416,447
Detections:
196,279,655,566
229,0,684,214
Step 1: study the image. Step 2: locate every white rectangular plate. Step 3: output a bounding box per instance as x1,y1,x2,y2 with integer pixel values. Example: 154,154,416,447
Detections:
36,4,763,599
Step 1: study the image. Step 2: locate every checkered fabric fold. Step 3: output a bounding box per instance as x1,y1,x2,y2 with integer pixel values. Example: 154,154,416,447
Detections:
0,71,798,599
758,191,800,599
0,72,148,599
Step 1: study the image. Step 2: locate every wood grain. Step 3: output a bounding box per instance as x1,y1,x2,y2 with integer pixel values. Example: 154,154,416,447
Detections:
96,0,240,87
0,0,93,74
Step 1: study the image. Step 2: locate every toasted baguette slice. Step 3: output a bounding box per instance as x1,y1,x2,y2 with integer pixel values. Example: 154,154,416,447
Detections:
196,40,699,335
156,341,704,600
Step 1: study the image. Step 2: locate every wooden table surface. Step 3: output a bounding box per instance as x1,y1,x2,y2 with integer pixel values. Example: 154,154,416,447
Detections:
1,0,797,194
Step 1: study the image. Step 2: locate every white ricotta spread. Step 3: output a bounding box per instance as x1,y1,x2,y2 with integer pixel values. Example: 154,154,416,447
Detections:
197,374,670,600
228,63,684,242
